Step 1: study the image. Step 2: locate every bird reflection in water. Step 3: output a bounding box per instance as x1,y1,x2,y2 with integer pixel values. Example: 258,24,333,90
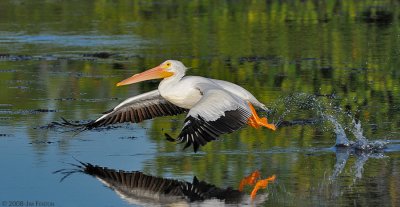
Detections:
238,170,276,199
55,161,276,206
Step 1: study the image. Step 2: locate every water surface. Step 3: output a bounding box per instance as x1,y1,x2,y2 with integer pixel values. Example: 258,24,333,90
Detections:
0,1,399,206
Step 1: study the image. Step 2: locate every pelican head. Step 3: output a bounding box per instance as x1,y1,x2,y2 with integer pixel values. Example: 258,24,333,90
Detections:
116,60,187,86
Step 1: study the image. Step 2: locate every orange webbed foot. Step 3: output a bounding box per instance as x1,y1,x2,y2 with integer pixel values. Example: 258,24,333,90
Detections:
247,102,277,131
250,174,276,199
248,118,261,129
238,170,260,192
260,117,277,131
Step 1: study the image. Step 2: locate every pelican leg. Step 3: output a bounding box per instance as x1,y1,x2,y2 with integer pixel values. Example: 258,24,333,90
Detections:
250,174,276,199
238,170,260,192
247,102,276,131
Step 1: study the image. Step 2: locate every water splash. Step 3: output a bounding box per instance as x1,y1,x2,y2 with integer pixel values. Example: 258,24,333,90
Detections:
269,92,389,180
324,115,351,147
270,92,388,150
324,114,388,181
269,93,325,127
330,148,350,180
351,119,367,146
353,153,369,180
348,119,388,151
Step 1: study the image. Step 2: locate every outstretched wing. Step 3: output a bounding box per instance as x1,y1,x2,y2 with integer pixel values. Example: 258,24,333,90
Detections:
86,90,187,129
166,88,252,152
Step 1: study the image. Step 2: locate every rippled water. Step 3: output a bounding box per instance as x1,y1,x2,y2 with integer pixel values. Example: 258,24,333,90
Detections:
1,1,400,206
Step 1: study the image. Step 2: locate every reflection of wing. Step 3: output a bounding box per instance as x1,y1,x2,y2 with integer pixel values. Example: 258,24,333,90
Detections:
75,162,246,205
182,176,243,203
82,163,186,205
86,90,187,129
167,88,251,152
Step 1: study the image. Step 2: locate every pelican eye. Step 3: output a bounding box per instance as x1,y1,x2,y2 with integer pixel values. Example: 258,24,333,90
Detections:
166,62,171,67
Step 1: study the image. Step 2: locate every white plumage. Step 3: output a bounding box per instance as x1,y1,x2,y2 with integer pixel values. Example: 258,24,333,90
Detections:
85,60,276,152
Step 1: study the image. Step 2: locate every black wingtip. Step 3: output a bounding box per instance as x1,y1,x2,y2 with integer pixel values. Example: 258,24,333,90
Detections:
193,142,199,153
165,133,199,153
60,117,94,130
193,176,199,184
183,141,191,150
165,133,176,142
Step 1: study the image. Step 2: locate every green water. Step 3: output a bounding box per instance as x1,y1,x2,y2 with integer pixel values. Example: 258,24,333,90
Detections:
0,0,399,206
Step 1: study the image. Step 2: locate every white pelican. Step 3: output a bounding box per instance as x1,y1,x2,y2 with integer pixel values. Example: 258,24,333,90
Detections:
86,60,276,152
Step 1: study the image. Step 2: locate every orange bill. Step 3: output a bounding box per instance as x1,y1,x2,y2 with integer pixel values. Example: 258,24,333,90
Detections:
116,65,174,86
